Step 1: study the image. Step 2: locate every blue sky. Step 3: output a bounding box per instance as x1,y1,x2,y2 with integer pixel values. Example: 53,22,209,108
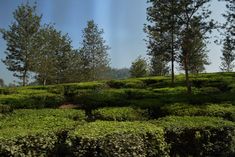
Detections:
0,0,227,84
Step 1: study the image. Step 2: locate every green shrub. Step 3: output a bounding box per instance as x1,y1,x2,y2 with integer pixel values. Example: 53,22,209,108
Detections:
0,87,18,95
48,85,65,95
0,133,60,157
124,89,156,99
106,80,126,89
0,104,13,114
155,116,235,157
198,87,221,93
0,109,86,156
93,107,149,121
161,103,235,121
0,93,65,109
69,121,170,157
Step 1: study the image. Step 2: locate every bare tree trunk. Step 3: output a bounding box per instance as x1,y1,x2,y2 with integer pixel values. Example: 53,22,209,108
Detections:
184,52,191,94
22,70,27,86
171,31,175,85
43,79,47,86
171,0,175,85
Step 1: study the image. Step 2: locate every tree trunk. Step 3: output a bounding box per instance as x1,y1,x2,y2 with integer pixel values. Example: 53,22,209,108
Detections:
171,0,175,85
22,70,27,86
43,79,47,86
184,52,191,94
171,31,175,85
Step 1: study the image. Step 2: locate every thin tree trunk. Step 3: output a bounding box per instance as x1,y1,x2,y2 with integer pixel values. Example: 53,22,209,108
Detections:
43,79,47,86
171,30,175,85
171,0,175,85
22,70,27,86
184,51,191,94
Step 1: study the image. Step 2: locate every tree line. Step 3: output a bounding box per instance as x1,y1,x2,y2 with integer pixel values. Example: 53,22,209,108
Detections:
141,0,235,93
0,3,129,86
0,0,234,92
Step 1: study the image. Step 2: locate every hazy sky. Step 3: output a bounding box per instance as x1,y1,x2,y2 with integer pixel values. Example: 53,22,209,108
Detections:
0,0,227,84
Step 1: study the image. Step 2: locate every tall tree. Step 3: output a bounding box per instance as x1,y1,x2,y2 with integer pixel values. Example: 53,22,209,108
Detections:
223,0,235,47
145,0,180,82
177,0,214,93
79,20,110,81
220,36,235,72
130,56,148,78
1,3,41,86
179,18,210,74
0,78,4,87
33,25,75,85
150,54,170,76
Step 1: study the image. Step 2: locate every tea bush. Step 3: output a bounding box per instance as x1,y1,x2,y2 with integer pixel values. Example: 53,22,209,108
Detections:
0,93,65,109
69,121,170,157
0,109,86,156
0,104,13,114
161,103,235,121
93,107,149,121
155,116,235,157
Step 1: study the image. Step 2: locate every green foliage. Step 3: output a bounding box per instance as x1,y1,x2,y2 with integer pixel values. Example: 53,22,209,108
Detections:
130,56,148,78
0,93,64,109
0,104,13,114
93,107,149,121
0,109,85,156
69,121,169,157
0,87,18,95
155,116,235,156
33,24,75,85
1,3,41,86
79,20,110,81
220,36,235,72
161,103,235,121
0,109,85,138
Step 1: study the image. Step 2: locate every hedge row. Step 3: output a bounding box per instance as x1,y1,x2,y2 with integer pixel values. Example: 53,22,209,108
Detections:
92,107,149,121
69,121,169,157
161,103,235,121
1,110,235,157
0,93,64,109
1,72,235,109
155,116,235,157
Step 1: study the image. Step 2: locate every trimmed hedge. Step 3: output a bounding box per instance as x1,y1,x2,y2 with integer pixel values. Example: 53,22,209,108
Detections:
161,103,235,121
1,111,235,156
69,121,170,157
92,107,149,121
0,109,86,156
156,116,235,157
0,104,13,114
0,93,65,109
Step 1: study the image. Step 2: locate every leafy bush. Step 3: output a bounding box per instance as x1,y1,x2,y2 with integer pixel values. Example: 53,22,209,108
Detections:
106,80,126,89
93,107,149,121
0,87,17,95
0,93,65,109
0,104,13,114
69,121,170,157
106,79,145,89
0,133,60,156
161,103,235,121
155,116,235,157
0,109,86,156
